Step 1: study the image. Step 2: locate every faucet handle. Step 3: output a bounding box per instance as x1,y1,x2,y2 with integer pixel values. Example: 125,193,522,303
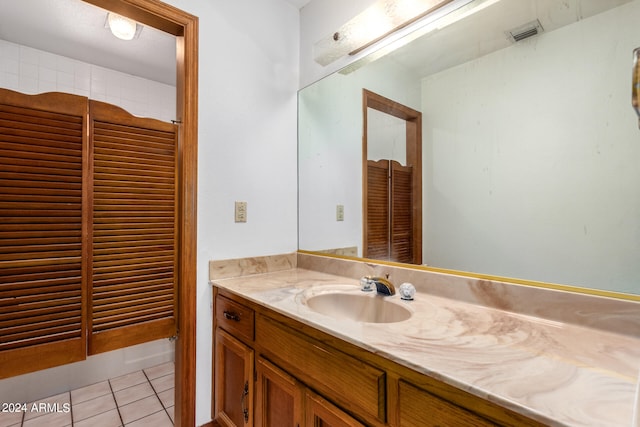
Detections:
398,282,416,300
360,276,375,292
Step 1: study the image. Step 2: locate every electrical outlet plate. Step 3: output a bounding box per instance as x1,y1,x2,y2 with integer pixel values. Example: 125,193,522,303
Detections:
235,201,247,223
336,204,344,221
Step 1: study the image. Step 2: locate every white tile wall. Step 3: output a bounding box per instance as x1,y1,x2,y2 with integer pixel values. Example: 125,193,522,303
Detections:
0,39,176,123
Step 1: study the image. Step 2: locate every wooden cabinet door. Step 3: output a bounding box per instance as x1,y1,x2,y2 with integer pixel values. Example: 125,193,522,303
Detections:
255,358,303,427
305,389,365,427
398,380,496,427
214,328,254,427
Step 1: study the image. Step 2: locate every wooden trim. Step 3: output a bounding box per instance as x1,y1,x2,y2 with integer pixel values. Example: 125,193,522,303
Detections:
407,113,422,264
363,93,368,262
363,89,422,264
80,1,198,426
175,9,199,427
82,0,184,36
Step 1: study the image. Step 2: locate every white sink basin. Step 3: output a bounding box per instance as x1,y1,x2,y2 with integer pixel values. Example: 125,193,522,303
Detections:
304,291,412,323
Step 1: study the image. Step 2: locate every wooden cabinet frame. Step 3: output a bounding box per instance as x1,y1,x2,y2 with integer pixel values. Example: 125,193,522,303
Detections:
214,288,546,427
255,357,303,427
305,389,365,427
215,328,254,427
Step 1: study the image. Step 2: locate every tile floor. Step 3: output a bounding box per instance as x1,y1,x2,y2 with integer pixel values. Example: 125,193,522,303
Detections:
0,362,175,427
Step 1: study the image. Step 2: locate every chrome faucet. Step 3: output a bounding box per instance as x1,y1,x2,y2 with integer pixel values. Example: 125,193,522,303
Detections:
360,276,396,296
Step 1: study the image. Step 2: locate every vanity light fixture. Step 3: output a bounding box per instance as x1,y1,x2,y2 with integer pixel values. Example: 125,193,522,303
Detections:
314,0,476,66
107,12,141,41
335,0,500,75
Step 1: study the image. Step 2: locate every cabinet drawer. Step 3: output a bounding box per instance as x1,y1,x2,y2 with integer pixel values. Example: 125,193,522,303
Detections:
398,380,495,427
216,294,255,342
256,314,385,424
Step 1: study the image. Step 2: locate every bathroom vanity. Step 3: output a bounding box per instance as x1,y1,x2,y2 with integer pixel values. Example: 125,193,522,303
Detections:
212,287,538,427
210,254,640,427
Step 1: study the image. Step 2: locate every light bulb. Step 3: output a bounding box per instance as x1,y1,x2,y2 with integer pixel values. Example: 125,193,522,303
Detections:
108,13,137,41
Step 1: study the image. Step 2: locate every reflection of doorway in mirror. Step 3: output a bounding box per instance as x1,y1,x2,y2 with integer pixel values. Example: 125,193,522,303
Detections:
363,89,422,264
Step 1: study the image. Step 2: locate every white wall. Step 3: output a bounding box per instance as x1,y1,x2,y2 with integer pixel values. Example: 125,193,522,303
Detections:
421,1,640,293
158,1,300,424
298,58,420,255
368,109,407,164
0,39,175,122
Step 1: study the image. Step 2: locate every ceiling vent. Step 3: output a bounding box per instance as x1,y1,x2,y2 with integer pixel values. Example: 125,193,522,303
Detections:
506,19,544,43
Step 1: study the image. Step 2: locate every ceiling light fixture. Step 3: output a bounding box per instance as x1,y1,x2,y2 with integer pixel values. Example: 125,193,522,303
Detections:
107,12,140,41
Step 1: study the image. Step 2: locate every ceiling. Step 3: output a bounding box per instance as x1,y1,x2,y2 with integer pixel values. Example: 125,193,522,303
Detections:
0,0,312,87
385,0,633,78
5,0,624,89
286,0,312,8
0,0,177,85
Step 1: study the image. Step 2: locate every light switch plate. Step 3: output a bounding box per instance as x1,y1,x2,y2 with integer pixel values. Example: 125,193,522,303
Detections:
336,204,344,221
235,201,247,223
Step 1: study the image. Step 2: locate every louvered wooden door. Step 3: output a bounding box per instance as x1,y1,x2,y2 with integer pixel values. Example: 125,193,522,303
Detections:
88,100,178,355
0,89,179,378
0,90,88,378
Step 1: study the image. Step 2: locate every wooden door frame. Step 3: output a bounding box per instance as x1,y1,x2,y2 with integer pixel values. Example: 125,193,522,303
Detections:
82,1,198,426
362,89,422,264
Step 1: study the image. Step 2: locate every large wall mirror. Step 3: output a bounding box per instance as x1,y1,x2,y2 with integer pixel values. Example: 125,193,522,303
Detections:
298,0,640,296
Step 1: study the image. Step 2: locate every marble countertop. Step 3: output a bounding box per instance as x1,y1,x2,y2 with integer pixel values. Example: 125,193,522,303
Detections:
211,268,640,427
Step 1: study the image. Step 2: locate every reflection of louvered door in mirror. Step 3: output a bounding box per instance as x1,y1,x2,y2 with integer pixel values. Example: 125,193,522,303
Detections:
391,161,413,264
363,89,422,265
366,159,390,260
366,159,413,264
